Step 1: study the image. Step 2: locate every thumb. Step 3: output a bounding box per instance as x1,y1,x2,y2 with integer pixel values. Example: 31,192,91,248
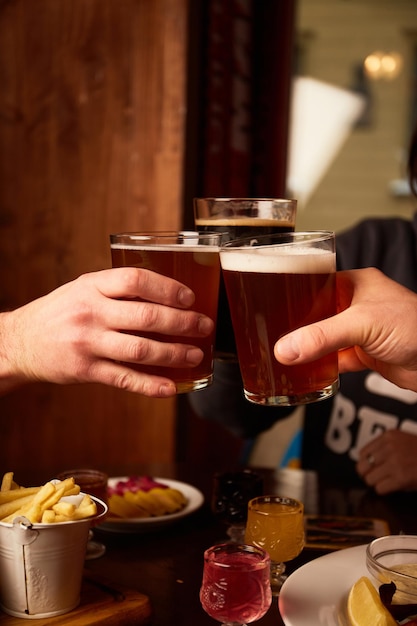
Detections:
274,308,363,365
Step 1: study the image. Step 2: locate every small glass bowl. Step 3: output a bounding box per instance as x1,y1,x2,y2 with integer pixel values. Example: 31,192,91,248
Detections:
366,535,417,604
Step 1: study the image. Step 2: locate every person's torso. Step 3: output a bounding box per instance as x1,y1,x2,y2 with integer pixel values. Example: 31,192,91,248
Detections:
302,214,417,485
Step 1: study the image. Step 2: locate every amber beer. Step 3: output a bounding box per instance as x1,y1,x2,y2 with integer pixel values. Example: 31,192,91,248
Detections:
219,232,338,406
194,198,297,359
110,232,220,393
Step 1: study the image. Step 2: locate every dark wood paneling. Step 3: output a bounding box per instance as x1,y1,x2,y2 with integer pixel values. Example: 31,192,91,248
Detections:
0,0,188,476
179,0,296,468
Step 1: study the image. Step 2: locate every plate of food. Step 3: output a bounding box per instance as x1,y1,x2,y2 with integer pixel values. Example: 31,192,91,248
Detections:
279,544,368,626
99,476,204,533
280,542,417,626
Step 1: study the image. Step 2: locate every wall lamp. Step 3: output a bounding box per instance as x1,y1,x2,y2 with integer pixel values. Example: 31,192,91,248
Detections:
363,51,403,81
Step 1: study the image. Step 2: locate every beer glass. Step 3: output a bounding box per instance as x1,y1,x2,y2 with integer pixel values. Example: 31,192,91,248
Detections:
194,198,297,360
110,231,221,393
219,231,338,406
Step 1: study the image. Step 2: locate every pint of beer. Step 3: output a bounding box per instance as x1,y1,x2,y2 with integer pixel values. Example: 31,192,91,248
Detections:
194,198,297,360
219,231,338,406
110,231,221,393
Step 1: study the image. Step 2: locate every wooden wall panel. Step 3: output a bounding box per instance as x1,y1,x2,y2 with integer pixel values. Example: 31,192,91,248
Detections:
0,0,188,478
179,0,296,470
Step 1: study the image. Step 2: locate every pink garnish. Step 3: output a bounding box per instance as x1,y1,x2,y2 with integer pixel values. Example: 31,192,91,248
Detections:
107,475,169,496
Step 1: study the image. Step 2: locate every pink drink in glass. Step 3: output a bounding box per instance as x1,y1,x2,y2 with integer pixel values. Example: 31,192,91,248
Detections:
200,543,272,624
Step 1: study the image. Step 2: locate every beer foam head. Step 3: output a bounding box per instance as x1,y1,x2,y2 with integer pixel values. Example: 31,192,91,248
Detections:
110,243,219,253
195,217,295,227
220,245,335,273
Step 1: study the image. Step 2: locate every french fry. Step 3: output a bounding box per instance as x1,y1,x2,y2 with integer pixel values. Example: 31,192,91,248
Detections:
70,502,97,520
52,515,70,523
78,494,93,508
22,504,43,524
0,475,98,524
52,502,76,517
1,472,14,492
53,500,97,523
31,482,57,507
62,485,81,497
42,485,66,511
41,510,56,524
15,487,56,523
72,494,97,519
0,494,36,520
56,477,77,495
0,487,40,505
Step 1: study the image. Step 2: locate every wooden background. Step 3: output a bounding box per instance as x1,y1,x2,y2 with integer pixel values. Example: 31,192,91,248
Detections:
0,0,294,481
0,0,188,478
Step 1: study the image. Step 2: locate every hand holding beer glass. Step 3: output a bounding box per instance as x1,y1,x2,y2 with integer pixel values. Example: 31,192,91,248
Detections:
194,198,297,360
110,231,221,393
219,231,338,405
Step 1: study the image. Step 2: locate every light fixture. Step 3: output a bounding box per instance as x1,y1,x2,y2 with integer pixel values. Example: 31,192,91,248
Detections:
363,51,403,81
286,77,366,208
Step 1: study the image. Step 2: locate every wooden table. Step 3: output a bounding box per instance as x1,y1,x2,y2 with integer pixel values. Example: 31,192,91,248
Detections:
90,463,287,625
89,464,417,625
3,463,417,625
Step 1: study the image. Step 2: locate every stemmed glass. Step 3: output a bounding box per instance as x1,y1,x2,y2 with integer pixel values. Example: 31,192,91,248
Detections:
245,495,305,596
200,542,272,626
211,470,263,543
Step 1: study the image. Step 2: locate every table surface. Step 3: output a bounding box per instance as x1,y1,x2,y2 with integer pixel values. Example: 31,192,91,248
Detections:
10,463,417,625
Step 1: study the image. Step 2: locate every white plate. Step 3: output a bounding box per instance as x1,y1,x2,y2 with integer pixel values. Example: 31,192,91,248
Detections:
99,477,204,533
279,544,368,626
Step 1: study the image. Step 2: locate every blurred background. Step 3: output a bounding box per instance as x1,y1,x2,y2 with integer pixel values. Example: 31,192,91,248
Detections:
0,0,416,478
291,0,417,231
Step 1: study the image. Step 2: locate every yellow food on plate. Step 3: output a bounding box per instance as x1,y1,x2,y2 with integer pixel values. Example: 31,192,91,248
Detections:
107,476,188,519
347,576,397,626
0,472,97,524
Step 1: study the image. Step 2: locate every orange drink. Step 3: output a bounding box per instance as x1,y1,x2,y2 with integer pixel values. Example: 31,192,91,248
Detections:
245,497,304,562
245,495,305,595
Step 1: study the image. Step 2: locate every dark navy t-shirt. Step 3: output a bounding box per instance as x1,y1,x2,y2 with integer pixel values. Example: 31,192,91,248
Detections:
190,214,417,487
302,214,417,485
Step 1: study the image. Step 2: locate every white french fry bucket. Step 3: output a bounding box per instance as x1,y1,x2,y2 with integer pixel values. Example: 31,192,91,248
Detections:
0,496,107,619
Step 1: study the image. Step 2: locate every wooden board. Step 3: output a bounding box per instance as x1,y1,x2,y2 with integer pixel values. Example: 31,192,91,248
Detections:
0,573,152,625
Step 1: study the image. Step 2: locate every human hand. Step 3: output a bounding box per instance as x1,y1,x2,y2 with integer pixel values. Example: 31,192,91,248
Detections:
357,430,417,494
0,267,214,397
274,268,417,392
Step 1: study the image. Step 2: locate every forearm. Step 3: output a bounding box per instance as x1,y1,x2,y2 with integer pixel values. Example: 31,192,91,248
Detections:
0,268,217,399
0,311,30,395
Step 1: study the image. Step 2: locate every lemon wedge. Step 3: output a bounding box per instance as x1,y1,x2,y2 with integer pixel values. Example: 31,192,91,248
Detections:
347,576,397,626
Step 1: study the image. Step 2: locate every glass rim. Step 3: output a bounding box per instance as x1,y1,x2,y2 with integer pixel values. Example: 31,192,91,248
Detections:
110,230,219,237
366,535,417,582
248,495,303,510
55,469,108,488
220,230,334,249
194,197,297,203
204,542,271,566
213,468,262,480
110,230,222,245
